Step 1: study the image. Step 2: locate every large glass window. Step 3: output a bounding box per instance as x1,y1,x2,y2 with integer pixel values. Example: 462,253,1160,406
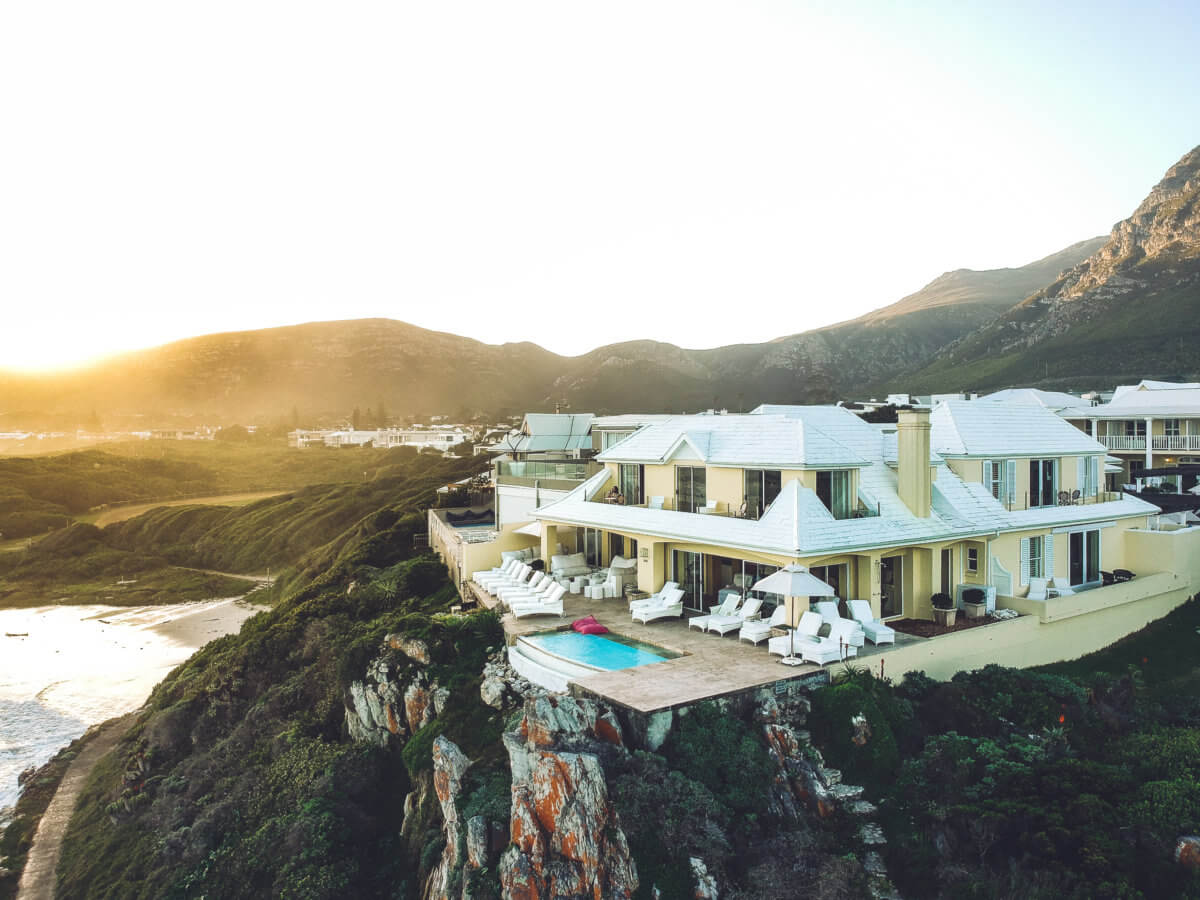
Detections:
1029,459,1058,508
1165,419,1182,437
816,470,852,519
1125,420,1147,437
1069,529,1101,586
810,564,847,600
742,469,782,518
675,466,707,513
619,463,644,505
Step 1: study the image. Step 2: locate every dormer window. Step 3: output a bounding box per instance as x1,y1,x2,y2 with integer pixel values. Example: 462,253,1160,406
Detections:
816,470,852,519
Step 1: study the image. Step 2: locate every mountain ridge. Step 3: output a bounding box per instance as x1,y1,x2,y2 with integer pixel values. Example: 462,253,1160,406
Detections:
0,237,1105,425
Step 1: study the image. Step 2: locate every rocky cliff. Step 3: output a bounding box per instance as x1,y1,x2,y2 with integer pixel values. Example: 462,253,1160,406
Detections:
343,644,896,900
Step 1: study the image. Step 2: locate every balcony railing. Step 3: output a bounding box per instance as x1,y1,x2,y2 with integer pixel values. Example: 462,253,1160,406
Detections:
495,459,597,481
1101,435,1146,450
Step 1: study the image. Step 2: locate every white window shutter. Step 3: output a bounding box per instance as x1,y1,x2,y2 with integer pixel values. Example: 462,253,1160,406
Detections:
1019,537,1030,586
1005,460,1016,506
1090,457,1100,496
1045,535,1055,580
983,460,994,497
1077,457,1086,494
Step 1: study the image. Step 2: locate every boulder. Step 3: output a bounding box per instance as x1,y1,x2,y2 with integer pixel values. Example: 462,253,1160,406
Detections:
691,857,719,899
405,676,437,734
387,634,432,665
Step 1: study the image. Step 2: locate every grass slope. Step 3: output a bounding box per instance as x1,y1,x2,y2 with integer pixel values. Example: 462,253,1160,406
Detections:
50,451,505,899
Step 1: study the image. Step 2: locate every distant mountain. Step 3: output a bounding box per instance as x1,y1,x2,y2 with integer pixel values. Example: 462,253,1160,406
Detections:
0,240,1103,426
905,145,1200,392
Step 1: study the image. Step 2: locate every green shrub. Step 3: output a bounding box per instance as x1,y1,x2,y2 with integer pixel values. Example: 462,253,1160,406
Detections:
659,702,773,815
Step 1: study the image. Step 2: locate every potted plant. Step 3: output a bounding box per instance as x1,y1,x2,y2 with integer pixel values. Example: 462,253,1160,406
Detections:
962,587,987,619
931,592,957,627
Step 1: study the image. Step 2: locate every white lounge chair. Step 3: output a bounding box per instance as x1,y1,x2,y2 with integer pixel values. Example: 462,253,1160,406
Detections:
846,600,896,646
510,584,566,619
689,594,741,630
630,581,679,610
481,563,534,595
812,600,865,649
707,598,763,635
767,611,824,657
476,561,529,593
648,496,665,510
631,587,685,624
473,558,520,588
799,619,861,666
1027,576,1049,602
497,571,547,602
502,576,559,608
740,605,787,645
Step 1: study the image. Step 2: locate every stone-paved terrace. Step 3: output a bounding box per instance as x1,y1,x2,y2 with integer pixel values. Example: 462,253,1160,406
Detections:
467,581,920,713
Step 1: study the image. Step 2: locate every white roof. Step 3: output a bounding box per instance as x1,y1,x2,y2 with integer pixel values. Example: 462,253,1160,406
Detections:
931,400,1105,457
1061,383,1200,419
597,409,872,468
591,414,674,429
979,388,1087,412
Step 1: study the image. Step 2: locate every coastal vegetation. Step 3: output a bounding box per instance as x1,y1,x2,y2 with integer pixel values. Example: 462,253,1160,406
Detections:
807,598,1200,899
0,445,479,607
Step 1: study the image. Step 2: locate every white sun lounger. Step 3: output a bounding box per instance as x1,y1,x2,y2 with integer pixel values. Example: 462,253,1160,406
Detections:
631,587,685,624
688,594,741,631
706,597,763,635
847,600,896,646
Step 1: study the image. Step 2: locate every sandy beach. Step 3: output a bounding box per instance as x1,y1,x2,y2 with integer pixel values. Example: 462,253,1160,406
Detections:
0,597,265,817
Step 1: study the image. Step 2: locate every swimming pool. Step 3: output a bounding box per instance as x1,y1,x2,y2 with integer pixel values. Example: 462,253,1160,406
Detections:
518,631,680,672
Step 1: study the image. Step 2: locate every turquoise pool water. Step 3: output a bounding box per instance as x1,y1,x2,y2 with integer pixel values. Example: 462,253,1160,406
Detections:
520,631,678,671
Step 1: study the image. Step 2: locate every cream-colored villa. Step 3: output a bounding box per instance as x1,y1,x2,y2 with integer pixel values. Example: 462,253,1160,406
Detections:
524,402,1161,619
432,400,1200,689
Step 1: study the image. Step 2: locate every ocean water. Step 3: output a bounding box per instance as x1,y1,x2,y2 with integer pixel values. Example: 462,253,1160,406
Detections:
0,601,253,818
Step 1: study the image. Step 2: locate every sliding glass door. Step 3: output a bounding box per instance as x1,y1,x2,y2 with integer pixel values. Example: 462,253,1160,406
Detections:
1029,459,1057,508
1069,529,1100,586
675,466,707,513
672,549,704,611
743,469,782,518
816,470,853,519
619,463,644,505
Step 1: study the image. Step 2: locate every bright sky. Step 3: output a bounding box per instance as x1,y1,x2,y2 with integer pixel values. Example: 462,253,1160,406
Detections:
1,0,1197,372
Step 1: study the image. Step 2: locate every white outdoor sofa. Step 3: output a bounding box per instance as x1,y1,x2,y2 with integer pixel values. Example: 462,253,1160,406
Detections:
812,600,865,649
767,611,824,657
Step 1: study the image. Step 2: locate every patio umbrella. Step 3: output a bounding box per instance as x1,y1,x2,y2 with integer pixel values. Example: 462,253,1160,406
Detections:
751,564,837,628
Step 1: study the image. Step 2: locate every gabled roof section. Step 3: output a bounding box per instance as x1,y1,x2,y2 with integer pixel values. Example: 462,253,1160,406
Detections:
931,400,1105,457
979,388,1087,412
597,408,872,468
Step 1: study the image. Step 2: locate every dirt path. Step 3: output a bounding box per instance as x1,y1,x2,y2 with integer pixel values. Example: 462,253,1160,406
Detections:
16,713,138,900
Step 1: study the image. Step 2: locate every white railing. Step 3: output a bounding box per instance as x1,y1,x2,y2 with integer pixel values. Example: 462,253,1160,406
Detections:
1101,435,1146,450
1151,435,1200,451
